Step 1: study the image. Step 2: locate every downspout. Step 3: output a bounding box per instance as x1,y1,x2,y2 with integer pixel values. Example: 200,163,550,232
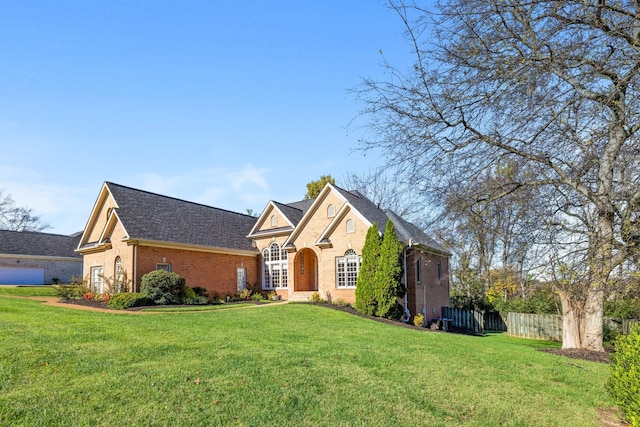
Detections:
133,244,137,293
401,240,412,322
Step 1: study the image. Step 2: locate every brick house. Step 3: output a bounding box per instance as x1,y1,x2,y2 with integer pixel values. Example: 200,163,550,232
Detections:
247,183,451,321
77,182,449,322
0,230,82,285
76,182,259,295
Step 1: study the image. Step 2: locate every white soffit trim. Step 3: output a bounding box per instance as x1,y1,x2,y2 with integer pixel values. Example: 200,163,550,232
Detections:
124,239,259,257
77,182,113,250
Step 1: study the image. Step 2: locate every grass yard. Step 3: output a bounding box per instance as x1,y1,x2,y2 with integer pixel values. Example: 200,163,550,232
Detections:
0,293,614,426
0,285,58,297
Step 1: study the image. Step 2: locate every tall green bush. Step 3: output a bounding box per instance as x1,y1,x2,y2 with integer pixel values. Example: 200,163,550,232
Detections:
374,220,405,319
355,223,382,316
607,326,640,426
140,270,186,305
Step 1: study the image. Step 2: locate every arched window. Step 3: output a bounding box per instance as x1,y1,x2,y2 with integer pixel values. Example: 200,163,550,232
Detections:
114,256,123,292
263,242,288,289
270,215,278,227
327,204,335,217
346,219,355,233
336,249,361,288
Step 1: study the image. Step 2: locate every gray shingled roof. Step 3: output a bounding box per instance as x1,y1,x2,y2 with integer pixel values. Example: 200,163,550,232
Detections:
332,186,390,234
0,230,82,258
272,201,305,226
384,210,450,255
105,182,258,252
283,184,449,256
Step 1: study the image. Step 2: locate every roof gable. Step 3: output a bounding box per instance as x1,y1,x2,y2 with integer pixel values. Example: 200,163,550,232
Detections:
77,182,121,251
282,183,349,247
247,201,298,238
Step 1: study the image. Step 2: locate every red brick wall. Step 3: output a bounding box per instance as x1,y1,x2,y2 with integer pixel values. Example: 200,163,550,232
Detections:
406,249,450,323
135,246,259,297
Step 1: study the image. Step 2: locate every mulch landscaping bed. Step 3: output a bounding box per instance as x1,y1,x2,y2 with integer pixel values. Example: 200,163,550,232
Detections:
61,298,109,309
538,347,613,364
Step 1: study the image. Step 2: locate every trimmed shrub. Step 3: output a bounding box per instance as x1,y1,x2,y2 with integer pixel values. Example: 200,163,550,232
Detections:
184,296,209,305
184,286,197,300
107,292,152,309
355,223,382,316
192,286,208,297
607,327,640,426
140,270,186,305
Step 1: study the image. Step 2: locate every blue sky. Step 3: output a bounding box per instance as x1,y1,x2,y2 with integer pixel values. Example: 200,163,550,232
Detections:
0,1,413,235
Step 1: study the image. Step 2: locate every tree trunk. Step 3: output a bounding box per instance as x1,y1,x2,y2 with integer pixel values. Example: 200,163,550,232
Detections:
559,289,605,351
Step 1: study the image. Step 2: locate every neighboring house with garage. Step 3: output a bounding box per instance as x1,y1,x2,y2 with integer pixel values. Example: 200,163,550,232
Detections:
247,183,451,322
0,230,83,285
76,182,259,296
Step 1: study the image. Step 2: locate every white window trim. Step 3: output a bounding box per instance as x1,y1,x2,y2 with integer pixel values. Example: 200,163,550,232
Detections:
327,204,335,217
346,219,355,234
90,266,103,294
336,249,361,289
156,263,171,272
263,242,288,290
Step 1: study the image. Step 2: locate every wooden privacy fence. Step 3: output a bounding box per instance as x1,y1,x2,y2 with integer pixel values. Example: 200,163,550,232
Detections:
507,313,562,341
441,307,507,334
442,308,639,339
506,314,639,341
623,319,640,335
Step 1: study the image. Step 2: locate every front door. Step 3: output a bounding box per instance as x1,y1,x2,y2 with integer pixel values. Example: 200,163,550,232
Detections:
294,248,317,292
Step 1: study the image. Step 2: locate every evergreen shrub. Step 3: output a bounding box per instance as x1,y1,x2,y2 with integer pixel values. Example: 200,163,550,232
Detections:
355,223,381,316
374,220,405,319
607,326,640,426
140,270,186,305
106,292,151,309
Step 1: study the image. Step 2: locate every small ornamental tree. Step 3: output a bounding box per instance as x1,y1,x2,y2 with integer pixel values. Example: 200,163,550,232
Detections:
140,270,186,305
355,223,382,316
374,219,405,319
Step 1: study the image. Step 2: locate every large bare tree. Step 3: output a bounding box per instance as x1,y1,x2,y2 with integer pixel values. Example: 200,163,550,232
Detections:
0,190,50,232
356,0,640,350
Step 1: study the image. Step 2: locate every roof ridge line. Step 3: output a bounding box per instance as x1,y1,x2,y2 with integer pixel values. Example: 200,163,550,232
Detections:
105,181,255,219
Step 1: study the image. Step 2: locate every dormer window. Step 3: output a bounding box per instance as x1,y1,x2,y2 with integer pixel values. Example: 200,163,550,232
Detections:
346,219,355,233
327,204,335,217
270,215,277,227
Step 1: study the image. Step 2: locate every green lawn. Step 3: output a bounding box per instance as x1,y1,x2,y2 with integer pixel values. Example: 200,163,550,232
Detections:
0,285,57,297
0,295,613,426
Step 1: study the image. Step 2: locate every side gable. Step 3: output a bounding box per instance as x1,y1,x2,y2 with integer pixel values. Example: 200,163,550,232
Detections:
76,182,121,253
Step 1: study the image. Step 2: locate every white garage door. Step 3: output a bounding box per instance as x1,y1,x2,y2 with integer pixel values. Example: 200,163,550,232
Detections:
0,267,45,285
